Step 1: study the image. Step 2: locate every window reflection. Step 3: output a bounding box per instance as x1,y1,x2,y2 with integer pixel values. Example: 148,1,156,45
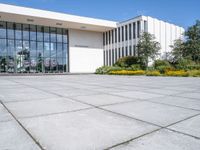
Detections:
0,21,68,73
0,22,6,39
7,23,15,39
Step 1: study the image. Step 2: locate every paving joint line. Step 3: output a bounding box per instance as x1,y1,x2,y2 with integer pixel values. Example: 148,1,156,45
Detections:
142,99,200,112
7,78,200,148
104,127,162,150
0,99,45,150
106,113,200,149
18,107,94,120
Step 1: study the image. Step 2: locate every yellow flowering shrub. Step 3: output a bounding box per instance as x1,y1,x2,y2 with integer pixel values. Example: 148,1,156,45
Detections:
165,70,189,77
109,70,145,75
146,71,161,76
187,70,200,77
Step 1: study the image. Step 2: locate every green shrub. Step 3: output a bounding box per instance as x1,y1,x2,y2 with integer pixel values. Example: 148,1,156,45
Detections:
95,66,123,74
153,60,173,73
175,59,198,70
156,66,174,74
146,66,155,71
154,60,171,68
109,70,145,75
131,64,141,71
187,70,200,77
115,56,144,68
146,71,161,76
165,70,189,77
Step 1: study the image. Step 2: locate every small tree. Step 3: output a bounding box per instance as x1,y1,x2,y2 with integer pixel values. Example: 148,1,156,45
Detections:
137,32,161,67
170,39,186,62
171,20,200,63
185,20,200,62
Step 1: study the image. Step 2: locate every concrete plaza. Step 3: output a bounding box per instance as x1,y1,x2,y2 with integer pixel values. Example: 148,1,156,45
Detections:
0,75,200,150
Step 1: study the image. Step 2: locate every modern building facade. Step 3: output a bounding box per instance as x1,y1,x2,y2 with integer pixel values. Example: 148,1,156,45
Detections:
0,3,184,73
104,16,185,66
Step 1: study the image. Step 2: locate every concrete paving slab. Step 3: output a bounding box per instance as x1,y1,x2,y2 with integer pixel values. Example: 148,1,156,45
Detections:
0,75,200,150
147,96,200,111
143,88,183,95
111,129,200,150
0,103,13,122
169,115,200,138
20,108,158,150
112,91,164,100
53,88,101,97
71,94,136,106
5,97,91,118
0,121,40,150
91,87,128,94
176,92,200,100
0,89,59,103
102,101,199,126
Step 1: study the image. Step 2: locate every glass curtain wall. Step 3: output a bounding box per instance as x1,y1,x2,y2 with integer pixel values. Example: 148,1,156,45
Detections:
0,21,68,73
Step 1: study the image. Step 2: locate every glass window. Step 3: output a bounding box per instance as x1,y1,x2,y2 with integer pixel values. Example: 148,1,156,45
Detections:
16,40,23,54
30,41,36,57
23,41,29,53
122,27,124,41
0,20,68,73
144,21,148,32
50,27,56,42
57,43,63,57
108,31,111,44
112,30,114,43
0,22,6,38
103,33,105,46
50,57,57,71
23,24,30,40
129,24,132,40
115,29,117,43
118,27,120,42
125,25,128,40
118,48,121,58
50,42,56,57
30,25,36,41
0,56,7,72
57,28,62,43
106,50,108,65
105,32,108,45
44,42,50,57
0,39,6,56
103,50,105,65
129,46,132,56
15,24,22,40
44,27,50,42
109,50,111,66
63,29,68,43
63,44,67,58
133,22,136,39
7,23,15,39
63,57,67,72
8,40,15,56
134,45,136,56
37,42,43,57
37,26,43,41
125,46,128,56
115,48,117,61
137,21,141,38
122,47,124,57
57,57,63,72
112,49,114,64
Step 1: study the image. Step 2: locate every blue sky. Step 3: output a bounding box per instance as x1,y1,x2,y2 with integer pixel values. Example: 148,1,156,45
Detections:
0,0,199,29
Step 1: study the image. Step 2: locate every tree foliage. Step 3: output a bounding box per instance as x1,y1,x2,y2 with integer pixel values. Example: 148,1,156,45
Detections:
137,32,161,67
171,20,200,62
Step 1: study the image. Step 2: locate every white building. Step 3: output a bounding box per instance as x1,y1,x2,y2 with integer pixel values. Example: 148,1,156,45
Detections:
0,3,184,73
